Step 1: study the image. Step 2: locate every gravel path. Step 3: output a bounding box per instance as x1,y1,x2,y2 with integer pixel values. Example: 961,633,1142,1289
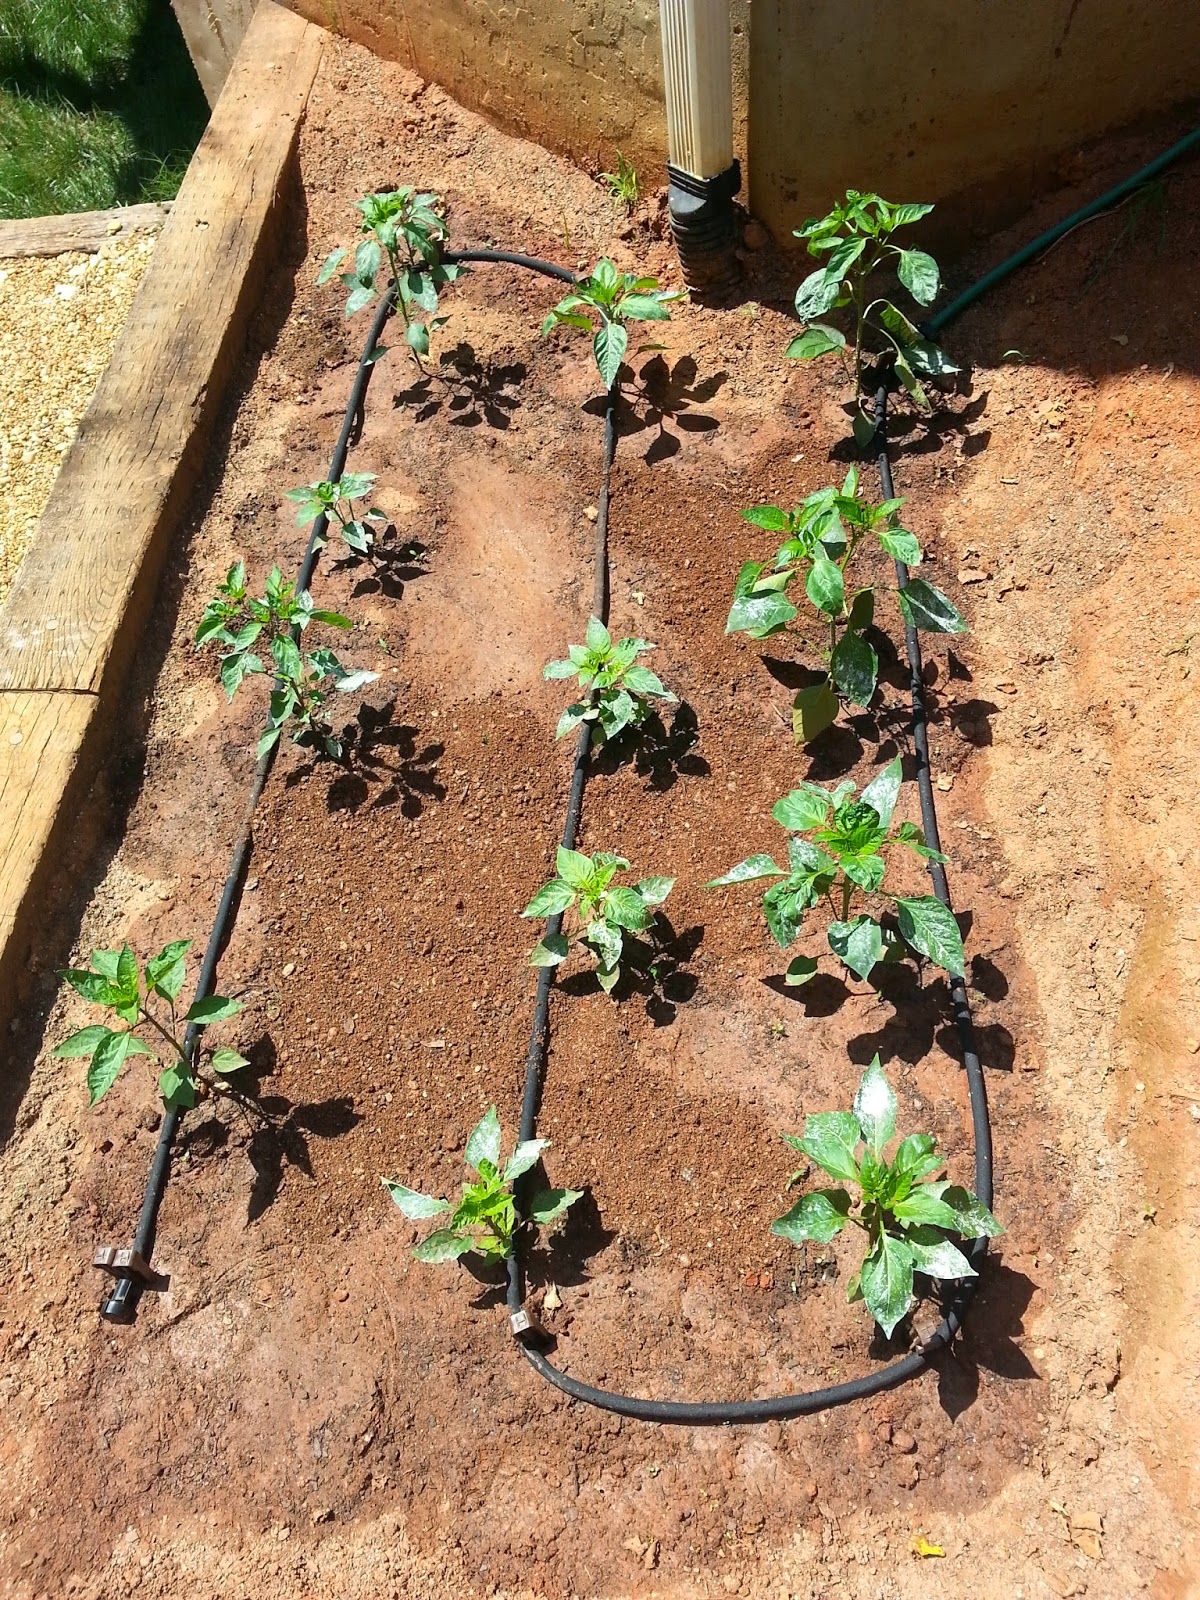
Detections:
0,227,159,605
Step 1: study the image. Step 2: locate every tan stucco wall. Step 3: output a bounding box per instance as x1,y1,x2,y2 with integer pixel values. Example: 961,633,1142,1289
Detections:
284,0,1199,240
750,0,1200,241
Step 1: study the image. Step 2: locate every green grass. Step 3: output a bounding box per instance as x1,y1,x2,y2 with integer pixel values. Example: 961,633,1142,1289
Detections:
0,0,209,219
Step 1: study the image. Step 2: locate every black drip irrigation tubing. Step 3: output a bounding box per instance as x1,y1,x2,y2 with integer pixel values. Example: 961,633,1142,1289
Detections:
502,380,992,1424
100,248,577,1323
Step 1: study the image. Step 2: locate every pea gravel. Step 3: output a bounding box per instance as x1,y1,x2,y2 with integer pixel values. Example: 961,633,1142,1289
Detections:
0,227,158,606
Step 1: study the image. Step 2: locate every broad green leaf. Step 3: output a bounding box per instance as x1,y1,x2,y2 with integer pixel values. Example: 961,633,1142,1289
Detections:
543,658,578,681
617,293,670,322
860,756,903,830
316,246,347,284
797,1111,861,1183
906,337,960,378
853,1056,898,1154
860,1230,915,1337
878,527,922,565
894,1132,940,1180
794,268,841,321
527,1187,582,1226
741,504,790,532
727,589,798,639
829,628,878,707
852,408,878,449
384,1180,452,1219
898,578,966,635
185,994,243,1024
210,1047,249,1074
530,934,569,967
504,1139,550,1183
772,785,832,832
555,704,591,741
891,1187,965,1230
146,938,190,1003
87,1030,132,1104
465,1106,502,1173
792,678,839,744
593,320,628,388
889,202,934,227
896,248,940,306
595,963,620,994
772,1188,851,1246
824,235,867,282
555,847,594,889
762,880,807,949
53,1024,114,1059
904,1224,976,1280
159,1064,196,1109
707,854,783,887
847,587,874,632
413,1229,475,1263
61,967,117,1005
786,323,846,360
333,668,379,694
894,351,930,413
605,885,653,931
587,918,623,972
635,875,674,906
344,284,375,317
938,1185,1004,1238
622,665,670,699
272,634,303,682
895,895,965,976
523,879,576,918
829,916,885,982
805,555,845,618
785,954,818,986
840,853,886,893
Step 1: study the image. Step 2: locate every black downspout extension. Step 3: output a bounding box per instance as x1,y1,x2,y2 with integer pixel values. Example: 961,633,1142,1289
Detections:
667,160,742,297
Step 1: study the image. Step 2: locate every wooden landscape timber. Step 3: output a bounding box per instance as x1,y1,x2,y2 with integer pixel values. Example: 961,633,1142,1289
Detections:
0,0,325,1024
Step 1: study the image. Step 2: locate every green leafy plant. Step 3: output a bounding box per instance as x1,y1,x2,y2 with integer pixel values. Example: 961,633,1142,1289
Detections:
54,941,245,1112
772,1056,1001,1336
787,190,957,442
522,848,674,994
196,561,378,761
383,1106,581,1263
708,756,963,985
317,187,462,362
285,472,389,557
544,616,676,743
600,151,639,212
541,258,678,389
726,469,965,743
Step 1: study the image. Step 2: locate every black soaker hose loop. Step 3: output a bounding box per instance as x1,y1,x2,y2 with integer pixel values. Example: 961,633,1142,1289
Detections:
101,249,578,1323
501,394,995,1424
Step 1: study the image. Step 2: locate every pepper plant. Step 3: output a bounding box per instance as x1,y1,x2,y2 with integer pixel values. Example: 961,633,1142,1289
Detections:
285,472,388,557
600,151,639,212
773,1056,1001,1336
541,258,678,389
522,848,674,994
54,941,245,1112
383,1106,581,1264
545,616,676,743
318,187,462,361
708,756,963,984
726,469,965,742
196,561,378,761
787,190,957,442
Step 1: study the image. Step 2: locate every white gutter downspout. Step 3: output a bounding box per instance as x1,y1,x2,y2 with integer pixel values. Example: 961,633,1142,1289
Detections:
658,0,741,293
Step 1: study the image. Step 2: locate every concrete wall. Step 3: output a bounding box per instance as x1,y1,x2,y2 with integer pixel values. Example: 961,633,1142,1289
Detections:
281,0,1200,239
749,0,1200,241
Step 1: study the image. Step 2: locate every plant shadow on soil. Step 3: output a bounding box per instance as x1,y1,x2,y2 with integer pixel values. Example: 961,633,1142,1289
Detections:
338,533,428,602
589,702,711,792
453,1188,618,1312
583,353,727,465
556,915,704,1026
825,379,992,465
284,701,447,816
932,1260,1040,1416
392,342,527,430
177,1034,362,1224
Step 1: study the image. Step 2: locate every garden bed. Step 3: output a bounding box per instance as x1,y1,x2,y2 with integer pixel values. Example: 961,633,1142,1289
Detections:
2,30,1198,1600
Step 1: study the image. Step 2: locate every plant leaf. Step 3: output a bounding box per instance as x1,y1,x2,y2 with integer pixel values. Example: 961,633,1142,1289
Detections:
522,879,576,918
860,1229,915,1337
904,1224,976,1280
593,320,628,388
896,248,940,306
384,1179,451,1219
412,1228,475,1263
937,1184,1004,1238
853,1055,898,1155
786,323,845,360
860,755,903,830
727,588,798,639
87,1030,132,1103
527,1188,582,1226
707,854,783,887
504,1139,550,1183
530,933,570,967
53,1024,114,1059
635,875,674,907
465,1106,502,1173
772,1188,851,1245
785,953,818,986
897,578,967,635
185,994,243,1024
209,1047,249,1074
895,895,965,976
792,678,839,744
829,916,885,982
797,1111,861,1183
805,554,845,618
829,627,878,707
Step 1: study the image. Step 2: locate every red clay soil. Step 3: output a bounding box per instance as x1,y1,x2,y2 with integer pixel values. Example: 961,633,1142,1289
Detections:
1,34,1198,1600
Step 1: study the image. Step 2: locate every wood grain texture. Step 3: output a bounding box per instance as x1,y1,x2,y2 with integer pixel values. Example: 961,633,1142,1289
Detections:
172,0,260,105
0,0,323,1020
0,204,171,261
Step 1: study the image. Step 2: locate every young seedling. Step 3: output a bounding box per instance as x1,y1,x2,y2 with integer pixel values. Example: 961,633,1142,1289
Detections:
772,1056,1001,1337
383,1106,581,1264
708,756,963,985
541,258,678,389
54,941,245,1112
285,472,389,557
600,151,640,212
786,190,957,442
726,469,965,742
196,561,378,761
522,847,674,994
544,616,676,743
317,187,462,363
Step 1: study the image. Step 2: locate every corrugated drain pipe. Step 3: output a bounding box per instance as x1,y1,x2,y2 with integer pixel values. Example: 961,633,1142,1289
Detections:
659,0,741,295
